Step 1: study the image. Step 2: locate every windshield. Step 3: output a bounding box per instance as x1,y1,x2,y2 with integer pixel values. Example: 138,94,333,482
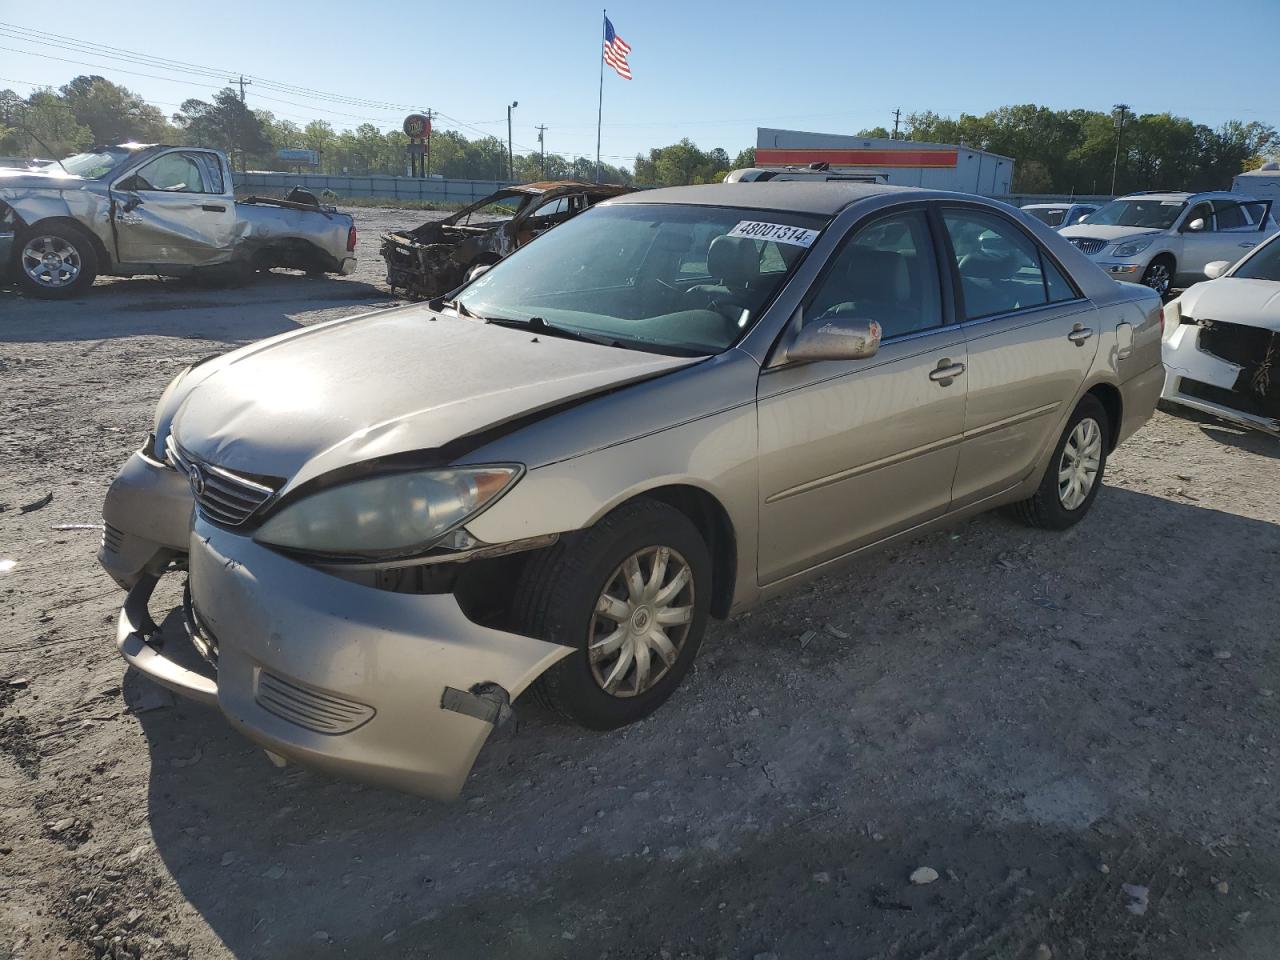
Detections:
58,148,135,179
1025,207,1067,227
1082,198,1185,230
454,203,827,355
1232,235,1280,282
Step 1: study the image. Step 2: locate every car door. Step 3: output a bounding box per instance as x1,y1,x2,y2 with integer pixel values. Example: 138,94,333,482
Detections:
1174,200,1245,284
938,206,1101,508
111,150,237,266
756,206,967,584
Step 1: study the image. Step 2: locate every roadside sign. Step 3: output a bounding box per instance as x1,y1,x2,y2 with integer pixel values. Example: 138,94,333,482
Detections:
276,148,319,166
403,114,432,139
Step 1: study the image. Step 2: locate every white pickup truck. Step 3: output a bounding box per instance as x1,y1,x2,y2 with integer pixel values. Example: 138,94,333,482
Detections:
1,143,357,299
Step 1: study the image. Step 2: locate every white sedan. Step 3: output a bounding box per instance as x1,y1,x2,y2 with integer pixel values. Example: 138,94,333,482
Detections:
1161,234,1280,435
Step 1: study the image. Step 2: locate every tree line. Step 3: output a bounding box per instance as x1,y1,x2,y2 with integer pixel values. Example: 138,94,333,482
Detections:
1,76,1275,194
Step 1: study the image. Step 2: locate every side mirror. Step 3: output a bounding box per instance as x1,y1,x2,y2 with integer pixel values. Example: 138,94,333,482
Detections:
1204,260,1231,280
464,262,493,283
1186,217,1206,233
785,314,882,363
121,192,143,213
1075,214,1089,223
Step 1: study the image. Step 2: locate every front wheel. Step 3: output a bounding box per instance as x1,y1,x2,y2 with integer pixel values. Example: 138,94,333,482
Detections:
16,225,99,299
1004,395,1110,530
511,500,712,730
1141,257,1174,298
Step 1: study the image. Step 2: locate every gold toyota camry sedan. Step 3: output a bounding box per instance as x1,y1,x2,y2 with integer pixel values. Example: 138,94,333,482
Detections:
99,182,1164,798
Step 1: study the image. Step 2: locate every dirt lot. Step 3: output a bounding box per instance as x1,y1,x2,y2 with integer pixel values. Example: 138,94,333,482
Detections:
2,207,1279,960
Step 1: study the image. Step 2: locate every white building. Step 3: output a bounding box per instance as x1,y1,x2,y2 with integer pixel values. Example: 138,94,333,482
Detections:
755,127,1015,197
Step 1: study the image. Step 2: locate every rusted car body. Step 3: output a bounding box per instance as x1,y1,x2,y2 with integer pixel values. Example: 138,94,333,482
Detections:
381,181,630,299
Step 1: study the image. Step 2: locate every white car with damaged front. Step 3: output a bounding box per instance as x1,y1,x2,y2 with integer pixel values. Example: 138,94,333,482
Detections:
1161,234,1280,435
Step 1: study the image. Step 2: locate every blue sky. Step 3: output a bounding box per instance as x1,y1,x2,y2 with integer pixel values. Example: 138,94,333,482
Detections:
2,0,1278,165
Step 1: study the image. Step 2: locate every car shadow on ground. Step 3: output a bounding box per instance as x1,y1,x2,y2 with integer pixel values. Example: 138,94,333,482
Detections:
0,273,395,344
128,486,1280,958
1160,405,1279,459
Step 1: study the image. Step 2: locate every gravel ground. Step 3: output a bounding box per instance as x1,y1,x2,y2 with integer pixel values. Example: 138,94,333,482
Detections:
2,207,1279,960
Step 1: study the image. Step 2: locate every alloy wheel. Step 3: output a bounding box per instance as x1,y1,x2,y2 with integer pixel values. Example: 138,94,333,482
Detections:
1143,262,1171,297
1058,417,1102,510
588,545,695,698
21,235,82,289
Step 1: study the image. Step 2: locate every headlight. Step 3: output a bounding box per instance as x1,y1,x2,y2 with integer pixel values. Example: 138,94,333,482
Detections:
1113,238,1154,258
254,465,522,559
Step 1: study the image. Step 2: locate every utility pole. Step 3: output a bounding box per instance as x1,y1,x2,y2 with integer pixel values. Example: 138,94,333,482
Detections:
425,108,433,178
507,100,519,182
892,108,902,140
536,124,547,178
226,75,252,172
1111,103,1130,196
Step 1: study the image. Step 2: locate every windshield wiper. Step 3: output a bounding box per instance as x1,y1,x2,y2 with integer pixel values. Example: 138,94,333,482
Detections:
484,315,623,348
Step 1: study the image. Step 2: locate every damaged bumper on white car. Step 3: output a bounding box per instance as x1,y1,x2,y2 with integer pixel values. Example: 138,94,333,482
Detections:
100,443,573,799
1161,302,1280,437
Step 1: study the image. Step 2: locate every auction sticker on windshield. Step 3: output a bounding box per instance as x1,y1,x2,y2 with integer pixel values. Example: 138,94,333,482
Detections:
727,221,820,247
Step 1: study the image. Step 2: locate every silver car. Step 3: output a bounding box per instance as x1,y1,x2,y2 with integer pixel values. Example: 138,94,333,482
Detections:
1059,191,1277,297
99,183,1164,799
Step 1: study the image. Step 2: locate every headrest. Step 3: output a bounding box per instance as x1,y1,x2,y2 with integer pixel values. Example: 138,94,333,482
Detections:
707,235,760,287
845,248,909,303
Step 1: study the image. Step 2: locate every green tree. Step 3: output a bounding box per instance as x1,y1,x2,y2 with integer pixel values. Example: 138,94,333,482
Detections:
60,75,172,144
172,88,271,169
0,88,90,158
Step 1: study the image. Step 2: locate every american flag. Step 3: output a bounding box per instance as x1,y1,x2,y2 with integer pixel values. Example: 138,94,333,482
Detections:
603,16,632,80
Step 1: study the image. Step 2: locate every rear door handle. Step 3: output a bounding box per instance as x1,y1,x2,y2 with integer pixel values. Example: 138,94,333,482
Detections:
929,360,966,384
1067,325,1093,345
201,204,226,212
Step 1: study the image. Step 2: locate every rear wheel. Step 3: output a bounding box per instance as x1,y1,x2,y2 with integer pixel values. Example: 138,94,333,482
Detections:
1141,256,1174,298
511,500,711,730
16,225,99,299
1004,395,1109,530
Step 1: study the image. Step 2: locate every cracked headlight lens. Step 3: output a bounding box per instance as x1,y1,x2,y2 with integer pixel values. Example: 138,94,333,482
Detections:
254,465,522,559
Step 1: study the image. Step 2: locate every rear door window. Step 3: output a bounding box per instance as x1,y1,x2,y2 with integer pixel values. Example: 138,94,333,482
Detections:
942,209,1053,319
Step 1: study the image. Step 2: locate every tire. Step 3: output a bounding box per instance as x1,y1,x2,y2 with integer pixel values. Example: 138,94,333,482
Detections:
15,224,99,299
1004,394,1110,530
511,499,712,730
1141,256,1174,299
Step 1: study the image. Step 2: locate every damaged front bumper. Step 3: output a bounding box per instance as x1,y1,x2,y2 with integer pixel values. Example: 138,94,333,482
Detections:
102,448,575,799
1162,321,1280,436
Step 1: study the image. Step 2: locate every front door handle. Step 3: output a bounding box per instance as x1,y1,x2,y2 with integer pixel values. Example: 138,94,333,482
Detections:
929,359,966,385
1067,324,1094,345
201,204,227,212
1239,242,1256,249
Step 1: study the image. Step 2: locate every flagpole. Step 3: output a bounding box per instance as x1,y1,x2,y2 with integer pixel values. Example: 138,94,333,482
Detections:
595,8,605,183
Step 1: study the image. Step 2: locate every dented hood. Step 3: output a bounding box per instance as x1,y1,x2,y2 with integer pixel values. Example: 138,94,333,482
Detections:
171,306,696,488
1178,277,1280,331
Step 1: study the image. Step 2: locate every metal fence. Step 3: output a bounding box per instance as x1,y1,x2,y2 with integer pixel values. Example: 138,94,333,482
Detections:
233,172,517,205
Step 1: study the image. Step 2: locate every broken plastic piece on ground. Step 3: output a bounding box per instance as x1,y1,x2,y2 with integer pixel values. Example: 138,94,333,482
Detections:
0,560,15,574
19,492,53,514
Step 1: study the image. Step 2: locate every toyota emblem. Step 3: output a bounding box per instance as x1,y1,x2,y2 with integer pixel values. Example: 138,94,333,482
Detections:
188,463,206,497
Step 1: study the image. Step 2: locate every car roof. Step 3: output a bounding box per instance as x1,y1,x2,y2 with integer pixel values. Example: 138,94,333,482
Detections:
1021,202,1088,210
611,181,930,215
1117,190,1237,202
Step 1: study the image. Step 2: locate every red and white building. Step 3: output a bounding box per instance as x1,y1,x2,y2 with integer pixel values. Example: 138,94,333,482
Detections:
755,127,1015,197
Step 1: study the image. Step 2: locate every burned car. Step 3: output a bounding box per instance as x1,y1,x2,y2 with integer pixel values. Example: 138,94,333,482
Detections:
100,182,1162,800
381,180,630,299
1,143,356,299
1162,233,1280,435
